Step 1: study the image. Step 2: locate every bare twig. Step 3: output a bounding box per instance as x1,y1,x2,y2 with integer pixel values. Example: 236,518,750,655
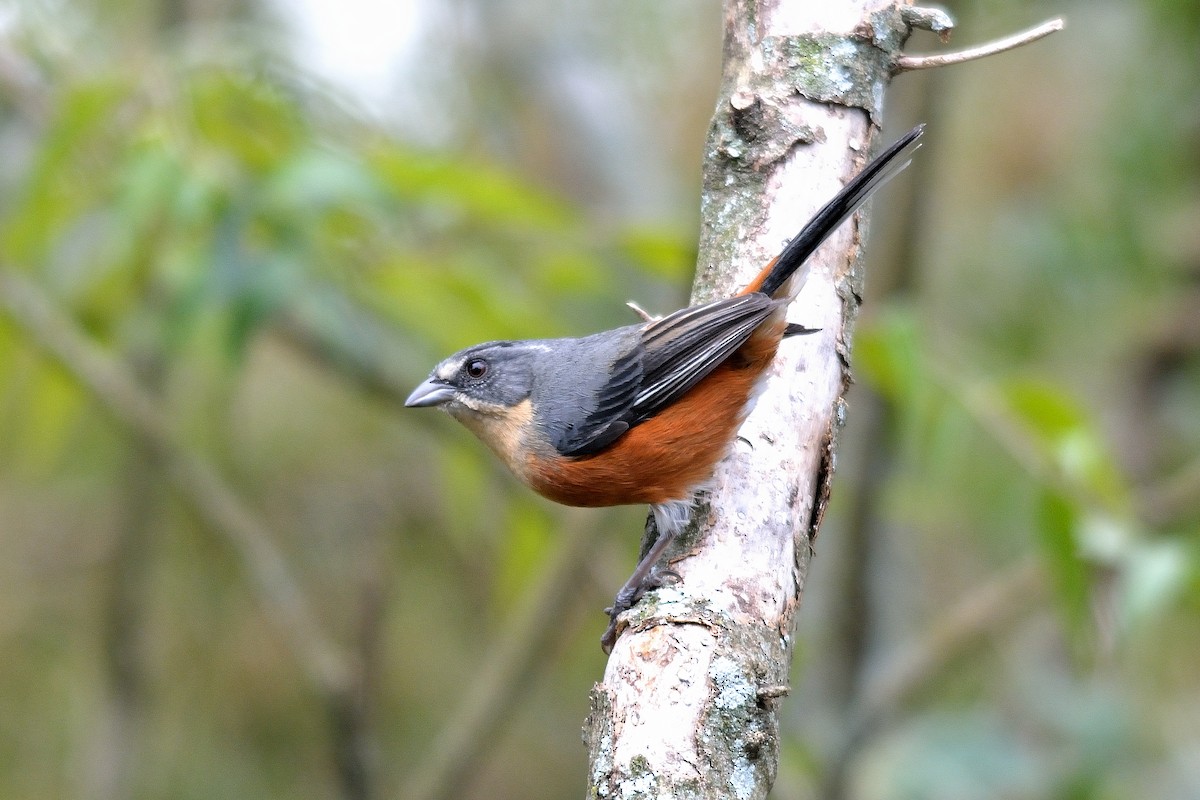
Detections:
0,268,353,696
625,300,660,322
895,18,1064,72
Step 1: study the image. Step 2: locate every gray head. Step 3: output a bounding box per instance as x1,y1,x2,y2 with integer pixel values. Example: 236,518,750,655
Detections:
407,326,643,471
405,340,545,417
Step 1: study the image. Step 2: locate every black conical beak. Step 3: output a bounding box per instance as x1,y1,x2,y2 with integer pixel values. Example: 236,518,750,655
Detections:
405,378,456,408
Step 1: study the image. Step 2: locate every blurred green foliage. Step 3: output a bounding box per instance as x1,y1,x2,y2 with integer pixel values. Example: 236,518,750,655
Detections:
0,0,1198,799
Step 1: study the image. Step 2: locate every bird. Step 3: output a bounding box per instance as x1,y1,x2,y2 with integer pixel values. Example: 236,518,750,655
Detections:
406,125,924,651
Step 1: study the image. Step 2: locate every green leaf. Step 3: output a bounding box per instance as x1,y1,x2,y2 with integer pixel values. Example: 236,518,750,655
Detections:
855,308,926,404
1,79,132,265
260,148,383,218
1036,490,1092,631
367,145,576,234
187,71,305,173
1000,379,1128,508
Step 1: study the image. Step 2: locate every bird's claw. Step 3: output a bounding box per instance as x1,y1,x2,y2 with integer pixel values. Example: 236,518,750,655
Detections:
600,616,622,654
599,566,681,654
646,565,681,589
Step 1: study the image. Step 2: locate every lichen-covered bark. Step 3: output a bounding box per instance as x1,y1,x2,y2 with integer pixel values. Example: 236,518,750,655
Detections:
582,1,916,798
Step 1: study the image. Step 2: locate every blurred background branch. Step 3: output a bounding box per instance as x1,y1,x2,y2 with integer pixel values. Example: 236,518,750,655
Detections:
0,269,352,695
821,558,1046,799
401,509,604,800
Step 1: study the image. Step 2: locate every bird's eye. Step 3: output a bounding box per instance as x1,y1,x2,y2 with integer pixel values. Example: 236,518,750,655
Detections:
465,359,488,379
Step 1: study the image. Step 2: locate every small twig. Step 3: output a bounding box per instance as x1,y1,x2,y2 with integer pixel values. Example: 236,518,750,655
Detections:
0,268,353,696
625,300,660,322
895,18,1064,72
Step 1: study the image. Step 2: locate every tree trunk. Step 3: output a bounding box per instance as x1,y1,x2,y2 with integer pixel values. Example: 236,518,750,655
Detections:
583,1,916,797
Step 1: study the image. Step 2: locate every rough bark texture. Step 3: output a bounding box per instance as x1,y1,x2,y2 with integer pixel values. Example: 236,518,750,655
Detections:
582,1,915,798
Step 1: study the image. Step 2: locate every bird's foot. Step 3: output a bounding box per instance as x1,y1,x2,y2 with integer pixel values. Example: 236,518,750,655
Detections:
600,565,681,654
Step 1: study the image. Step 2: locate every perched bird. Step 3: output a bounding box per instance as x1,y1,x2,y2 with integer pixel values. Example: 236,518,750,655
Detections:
407,126,924,651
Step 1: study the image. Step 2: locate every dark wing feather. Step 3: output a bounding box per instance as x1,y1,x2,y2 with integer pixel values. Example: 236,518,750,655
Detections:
554,293,775,457
633,293,775,419
554,347,640,456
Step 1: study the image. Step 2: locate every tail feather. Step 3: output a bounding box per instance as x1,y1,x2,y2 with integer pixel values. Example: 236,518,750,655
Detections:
748,124,924,298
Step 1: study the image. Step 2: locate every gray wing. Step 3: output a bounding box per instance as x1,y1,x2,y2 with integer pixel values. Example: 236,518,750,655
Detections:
552,293,776,457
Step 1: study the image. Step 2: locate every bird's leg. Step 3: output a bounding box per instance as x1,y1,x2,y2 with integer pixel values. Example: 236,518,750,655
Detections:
600,526,679,653
600,502,691,653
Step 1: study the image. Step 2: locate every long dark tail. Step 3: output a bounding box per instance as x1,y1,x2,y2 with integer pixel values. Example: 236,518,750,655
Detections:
749,124,924,298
